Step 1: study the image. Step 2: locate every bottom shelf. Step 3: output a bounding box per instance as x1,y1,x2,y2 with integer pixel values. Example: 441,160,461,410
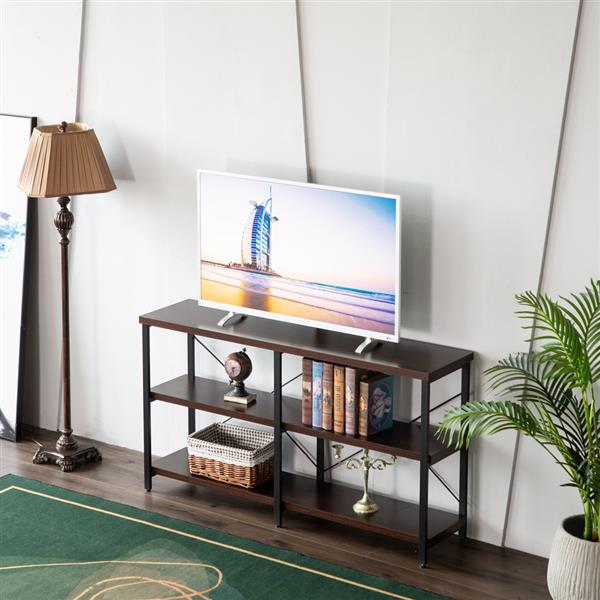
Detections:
152,448,274,504
153,449,464,544
281,473,463,544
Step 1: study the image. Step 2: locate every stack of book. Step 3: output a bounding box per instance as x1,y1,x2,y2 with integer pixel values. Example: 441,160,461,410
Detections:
302,358,394,437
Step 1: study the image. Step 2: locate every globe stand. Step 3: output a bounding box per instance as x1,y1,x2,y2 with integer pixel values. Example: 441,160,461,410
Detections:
224,381,256,405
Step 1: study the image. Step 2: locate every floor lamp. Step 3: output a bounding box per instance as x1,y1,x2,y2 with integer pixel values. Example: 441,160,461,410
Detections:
18,121,116,472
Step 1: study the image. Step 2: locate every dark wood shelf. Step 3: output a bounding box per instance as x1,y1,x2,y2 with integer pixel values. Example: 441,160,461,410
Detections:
282,472,464,545
140,300,473,381
152,448,274,505
150,375,276,426
150,375,456,464
153,448,463,544
283,421,455,465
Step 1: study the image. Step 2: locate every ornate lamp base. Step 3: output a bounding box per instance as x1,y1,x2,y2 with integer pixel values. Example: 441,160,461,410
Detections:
353,494,379,515
33,443,102,472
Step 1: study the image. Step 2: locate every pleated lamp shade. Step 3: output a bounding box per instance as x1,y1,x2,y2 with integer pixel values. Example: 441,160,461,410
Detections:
17,122,116,198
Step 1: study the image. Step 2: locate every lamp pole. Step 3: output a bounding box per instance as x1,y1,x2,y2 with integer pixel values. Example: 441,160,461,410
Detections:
32,192,103,470
54,195,76,451
31,196,103,469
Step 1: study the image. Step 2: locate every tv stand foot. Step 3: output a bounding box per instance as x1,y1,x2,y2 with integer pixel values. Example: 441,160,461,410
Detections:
354,337,380,354
217,311,247,328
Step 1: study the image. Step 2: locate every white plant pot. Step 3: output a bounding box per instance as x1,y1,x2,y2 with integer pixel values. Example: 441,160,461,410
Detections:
547,515,600,600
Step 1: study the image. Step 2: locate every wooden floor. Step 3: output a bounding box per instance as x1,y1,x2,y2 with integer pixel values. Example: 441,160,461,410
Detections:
1,427,550,600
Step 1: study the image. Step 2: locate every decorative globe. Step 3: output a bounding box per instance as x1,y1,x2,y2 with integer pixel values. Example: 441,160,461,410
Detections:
224,349,252,383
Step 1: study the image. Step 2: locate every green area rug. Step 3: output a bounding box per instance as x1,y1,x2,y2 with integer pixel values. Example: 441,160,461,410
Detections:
0,474,449,599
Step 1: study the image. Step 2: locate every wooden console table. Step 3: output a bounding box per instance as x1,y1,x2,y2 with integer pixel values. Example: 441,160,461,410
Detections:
139,300,474,566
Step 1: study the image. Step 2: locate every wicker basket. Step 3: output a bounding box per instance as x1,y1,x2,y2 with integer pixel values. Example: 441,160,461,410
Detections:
187,422,274,488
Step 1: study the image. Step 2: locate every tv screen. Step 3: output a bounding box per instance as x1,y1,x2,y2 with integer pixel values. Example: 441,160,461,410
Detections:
197,170,400,343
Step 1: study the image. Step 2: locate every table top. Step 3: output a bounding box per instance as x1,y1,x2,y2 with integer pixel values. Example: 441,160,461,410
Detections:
140,299,473,381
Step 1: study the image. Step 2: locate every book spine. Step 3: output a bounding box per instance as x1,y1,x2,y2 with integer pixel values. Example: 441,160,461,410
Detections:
322,363,333,431
358,380,369,436
301,358,312,426
333,365,345,434
345,367,356,435
312,361,323,428
366,375,394,435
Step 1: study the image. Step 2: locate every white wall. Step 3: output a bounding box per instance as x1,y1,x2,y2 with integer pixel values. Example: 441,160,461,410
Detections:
505,0,599,557
298,0,391,191
2,0,598,559
383,0,579,551
70,0,307,459
0,0,83,429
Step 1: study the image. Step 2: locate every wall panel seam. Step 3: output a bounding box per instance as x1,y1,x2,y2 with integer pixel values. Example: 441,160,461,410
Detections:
501,0,585,548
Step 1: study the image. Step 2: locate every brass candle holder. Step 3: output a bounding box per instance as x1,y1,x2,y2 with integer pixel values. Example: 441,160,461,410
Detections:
333,444,397,515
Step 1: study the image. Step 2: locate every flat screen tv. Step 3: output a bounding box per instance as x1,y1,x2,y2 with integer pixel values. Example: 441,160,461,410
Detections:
197,170,400,343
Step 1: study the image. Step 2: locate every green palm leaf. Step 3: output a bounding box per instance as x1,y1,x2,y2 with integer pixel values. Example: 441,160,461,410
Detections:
560,280,600,383
437,279,600,541
515,291,585,388
436,401,540,448
484,354,586,451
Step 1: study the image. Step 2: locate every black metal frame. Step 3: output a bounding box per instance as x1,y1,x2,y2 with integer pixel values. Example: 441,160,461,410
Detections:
415,364,471,566
142,324,152,491
0,113,37,442
459,363,470,540
419,381,430,566
187,334,196,434
284,431,316,467
273,351,283,526
141,327,472,567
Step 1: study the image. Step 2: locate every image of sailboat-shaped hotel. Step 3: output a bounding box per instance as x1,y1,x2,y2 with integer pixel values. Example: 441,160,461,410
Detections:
240,187,279,274
200,181,396,336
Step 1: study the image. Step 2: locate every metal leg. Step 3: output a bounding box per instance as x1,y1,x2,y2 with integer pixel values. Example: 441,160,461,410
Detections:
459,363,471,540
273,351,283,527
142,325,152,492
316,438,325,482
418,380,430,567
187,334,196,434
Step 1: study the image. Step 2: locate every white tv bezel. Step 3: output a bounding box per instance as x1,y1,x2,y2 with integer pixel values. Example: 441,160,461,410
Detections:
197,169,401,344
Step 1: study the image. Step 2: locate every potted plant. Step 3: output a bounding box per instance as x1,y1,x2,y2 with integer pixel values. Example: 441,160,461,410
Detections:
437,280,599,600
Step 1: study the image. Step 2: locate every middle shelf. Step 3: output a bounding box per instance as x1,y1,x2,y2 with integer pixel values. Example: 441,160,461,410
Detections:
150,374,456,464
